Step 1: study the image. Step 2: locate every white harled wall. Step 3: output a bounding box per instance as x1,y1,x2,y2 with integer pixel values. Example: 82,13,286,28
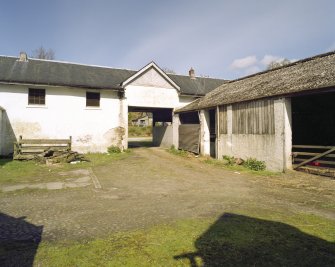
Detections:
0,84,123,154
0,68,198,154
216,97,292,171
125,68,194,109
124,67,198,148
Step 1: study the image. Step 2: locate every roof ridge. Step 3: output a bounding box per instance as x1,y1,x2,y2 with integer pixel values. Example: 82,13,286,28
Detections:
0,55,137,72
226,50,335,85
168,72,226,80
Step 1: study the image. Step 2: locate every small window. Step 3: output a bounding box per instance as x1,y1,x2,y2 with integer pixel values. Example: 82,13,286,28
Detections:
86,92,100,107
28,88,45,105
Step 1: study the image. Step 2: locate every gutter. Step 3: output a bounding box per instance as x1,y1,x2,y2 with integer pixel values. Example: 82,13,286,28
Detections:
0,81,124,92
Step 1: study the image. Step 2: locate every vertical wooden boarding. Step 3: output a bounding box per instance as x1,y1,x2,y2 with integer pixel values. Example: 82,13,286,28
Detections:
68,136,72,151
232,99,275,134
218,105,227,134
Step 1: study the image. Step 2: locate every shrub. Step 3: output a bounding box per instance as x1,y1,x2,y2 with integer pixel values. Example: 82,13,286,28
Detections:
222,155,236,166
128,126,152,137
243,158,266,171
107,146,122,154
168,145,188,157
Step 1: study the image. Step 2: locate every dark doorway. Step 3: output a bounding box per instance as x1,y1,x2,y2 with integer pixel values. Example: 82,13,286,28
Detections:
292,91,335,146
209,109,216,158
291,90,335,171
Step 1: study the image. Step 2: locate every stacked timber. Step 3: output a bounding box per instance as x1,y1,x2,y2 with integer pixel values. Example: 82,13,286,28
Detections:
13,136,88,164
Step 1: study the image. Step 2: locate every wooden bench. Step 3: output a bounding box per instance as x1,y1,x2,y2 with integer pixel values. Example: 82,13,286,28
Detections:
14,136,72,158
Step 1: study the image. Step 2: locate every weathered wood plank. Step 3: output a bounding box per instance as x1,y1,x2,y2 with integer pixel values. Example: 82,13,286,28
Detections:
292,145,334,149
232,99,274,134
179,124,200,154
20,144,68,150
20,139,70,144
219,105,227,134
294,152,335,158
294,158,335,165
294,147,335,169
14,136,72,158
21,146,69,153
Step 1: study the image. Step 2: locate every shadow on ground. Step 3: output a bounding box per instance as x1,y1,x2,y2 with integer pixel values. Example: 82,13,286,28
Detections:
174,213,335,267
0,158,12,167
0,213,43,267
128,140,157,148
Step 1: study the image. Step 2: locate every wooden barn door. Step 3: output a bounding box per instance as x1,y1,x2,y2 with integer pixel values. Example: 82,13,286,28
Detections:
178,112,200,154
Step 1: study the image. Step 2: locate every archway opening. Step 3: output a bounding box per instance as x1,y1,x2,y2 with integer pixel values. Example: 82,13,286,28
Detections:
128,107,173,148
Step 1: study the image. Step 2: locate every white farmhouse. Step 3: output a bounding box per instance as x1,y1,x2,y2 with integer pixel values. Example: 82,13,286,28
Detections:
0,52,225,156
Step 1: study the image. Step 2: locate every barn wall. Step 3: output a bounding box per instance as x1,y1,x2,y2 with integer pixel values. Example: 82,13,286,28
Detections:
0,84,124,153
125,67,197,109
0,108,17,156
0,107,3,155
200,110,210,156
153,125,173,147
217,98,292,171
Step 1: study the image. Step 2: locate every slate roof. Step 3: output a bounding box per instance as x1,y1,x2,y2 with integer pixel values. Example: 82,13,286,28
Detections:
0,56,135,90
168,74,227,96
0,55,226,95
176,51,335,113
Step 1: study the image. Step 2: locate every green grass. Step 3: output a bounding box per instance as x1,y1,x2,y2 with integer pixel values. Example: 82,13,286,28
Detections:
202,157,279,176
167,146,189,157
128,126,152,137
165,148,279,177
0,152,131,185
32,212,335,266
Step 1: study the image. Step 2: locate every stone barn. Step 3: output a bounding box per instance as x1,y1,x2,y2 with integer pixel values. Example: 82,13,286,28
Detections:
176,51,335,172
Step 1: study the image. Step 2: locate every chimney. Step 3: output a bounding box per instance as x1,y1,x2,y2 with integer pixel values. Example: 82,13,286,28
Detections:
189,67,196,79
19,51,28,62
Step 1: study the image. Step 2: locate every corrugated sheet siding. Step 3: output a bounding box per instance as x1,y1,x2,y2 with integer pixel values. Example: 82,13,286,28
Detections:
232,99,275,134
218,105,227,134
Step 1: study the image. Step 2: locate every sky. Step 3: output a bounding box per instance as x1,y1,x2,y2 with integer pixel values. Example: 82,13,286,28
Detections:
1,0,334,79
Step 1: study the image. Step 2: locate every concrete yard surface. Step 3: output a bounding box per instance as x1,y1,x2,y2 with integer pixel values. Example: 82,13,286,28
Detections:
0,147,334,243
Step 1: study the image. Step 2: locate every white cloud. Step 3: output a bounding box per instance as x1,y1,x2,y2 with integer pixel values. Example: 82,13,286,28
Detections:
245,66,261,75
230,56,257,69
261,55,284,66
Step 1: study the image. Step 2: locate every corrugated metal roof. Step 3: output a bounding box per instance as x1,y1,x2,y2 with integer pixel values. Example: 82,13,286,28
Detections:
176,51,335,112
0,56,226,95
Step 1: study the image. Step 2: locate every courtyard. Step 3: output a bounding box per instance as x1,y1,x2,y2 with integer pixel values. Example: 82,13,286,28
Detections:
0,146,334,266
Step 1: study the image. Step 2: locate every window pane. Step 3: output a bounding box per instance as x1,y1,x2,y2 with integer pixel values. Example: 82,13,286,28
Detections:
86,92,100,107
28,89,45,105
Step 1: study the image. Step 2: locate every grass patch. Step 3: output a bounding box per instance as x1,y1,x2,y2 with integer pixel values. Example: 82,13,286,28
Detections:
128,126,152,137
167,145,189,157
202,157,278,176
31,212,335,266
0,152,131,186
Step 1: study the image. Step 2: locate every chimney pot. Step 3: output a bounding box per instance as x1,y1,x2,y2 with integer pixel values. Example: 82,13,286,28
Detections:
189,67,196,79
19,51,28,62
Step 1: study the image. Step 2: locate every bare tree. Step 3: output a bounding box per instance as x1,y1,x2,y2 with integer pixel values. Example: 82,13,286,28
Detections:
161,67,176,74
31,46,55,60
267,58,291,70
